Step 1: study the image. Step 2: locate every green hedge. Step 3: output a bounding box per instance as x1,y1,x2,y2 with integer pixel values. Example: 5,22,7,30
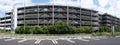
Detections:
15,26,31,34
99,26,111,32
76,26,94,34
99,26,120,32
31,25,44,34
15,22,95,34
43,22,76,34
115,26,120,32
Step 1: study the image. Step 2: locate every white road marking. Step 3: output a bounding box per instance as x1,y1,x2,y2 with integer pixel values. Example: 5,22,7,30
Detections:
100,37,108,39
66,39,75,43
78,38,90,42
35,40,41,44
92,38,100,40
52,40,58,44
18,39,27,43
58,38,66,40
83,37,91,39
4,38,15,41
116,36,120,38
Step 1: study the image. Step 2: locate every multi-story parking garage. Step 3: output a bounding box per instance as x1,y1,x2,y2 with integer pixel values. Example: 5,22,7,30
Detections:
0,5,120,31
0,12,12,31
17,5,99,30
99,13,120,27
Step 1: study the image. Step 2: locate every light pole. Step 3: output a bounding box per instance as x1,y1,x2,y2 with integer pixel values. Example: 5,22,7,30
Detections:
11,2,17,34
11,9,15,34
112,26,115,36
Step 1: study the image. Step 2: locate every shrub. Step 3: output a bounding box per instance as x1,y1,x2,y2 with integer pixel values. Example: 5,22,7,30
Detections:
44,22,76,34
115,26,120,32
15,26,31,34
99,26,111,32
15,26,24,34
23,26,31,34
84,26,94,33
76,27,84,33
43,25,52,34
76,26,94,34
31,25,44,34
15,22,96,34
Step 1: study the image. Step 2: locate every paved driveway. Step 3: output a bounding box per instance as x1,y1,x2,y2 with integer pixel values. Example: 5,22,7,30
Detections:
0,37,120,45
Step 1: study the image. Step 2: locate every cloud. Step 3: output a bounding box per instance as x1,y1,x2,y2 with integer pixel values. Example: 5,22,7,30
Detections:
81,0,97,9
0,0,97,12
0,0,33,12
98,0,109,7
105,0,120,17
0,0,120,18
49,0,97,9
90,0,120,18
49,0,120,18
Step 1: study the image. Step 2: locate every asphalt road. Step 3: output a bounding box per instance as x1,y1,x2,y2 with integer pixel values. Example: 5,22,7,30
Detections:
0,37,120,45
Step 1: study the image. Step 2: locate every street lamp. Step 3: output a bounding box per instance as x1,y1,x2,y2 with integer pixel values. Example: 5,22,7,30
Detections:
112,26,115,36
11,9,15,34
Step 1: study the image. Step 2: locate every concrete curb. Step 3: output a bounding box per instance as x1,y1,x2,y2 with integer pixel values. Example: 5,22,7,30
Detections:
0,34,120,40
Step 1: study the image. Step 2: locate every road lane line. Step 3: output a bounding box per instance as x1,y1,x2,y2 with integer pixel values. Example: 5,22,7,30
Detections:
18,39,27,43
92,38,100,40
4,38,15,41
52,40,58,44
35,40,41,44
66,39,75,43
78,38,90,42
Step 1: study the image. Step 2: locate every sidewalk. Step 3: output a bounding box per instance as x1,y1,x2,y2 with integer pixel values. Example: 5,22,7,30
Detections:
0,34,91,40
0,34,119,40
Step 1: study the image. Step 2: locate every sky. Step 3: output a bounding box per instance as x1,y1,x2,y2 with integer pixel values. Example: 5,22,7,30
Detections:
0,0,120,18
